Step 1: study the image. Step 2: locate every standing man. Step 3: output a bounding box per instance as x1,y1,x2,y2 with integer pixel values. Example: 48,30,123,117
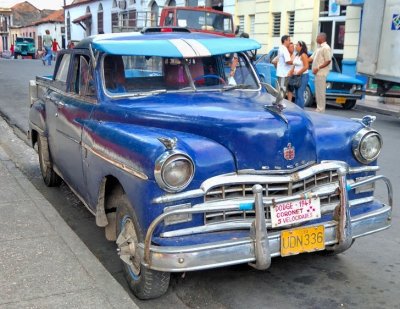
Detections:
41,29,53,66
309,32,332,112
276,35,293,94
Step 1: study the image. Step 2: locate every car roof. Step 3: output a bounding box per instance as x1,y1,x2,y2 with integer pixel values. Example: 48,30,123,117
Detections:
76,31,261,58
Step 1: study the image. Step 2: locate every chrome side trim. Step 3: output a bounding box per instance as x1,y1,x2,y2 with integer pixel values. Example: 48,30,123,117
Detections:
83,144,148,180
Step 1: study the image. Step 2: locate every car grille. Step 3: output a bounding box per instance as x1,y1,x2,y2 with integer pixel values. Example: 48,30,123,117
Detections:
204,170,340,224
331,82,352,91
21,45,28,52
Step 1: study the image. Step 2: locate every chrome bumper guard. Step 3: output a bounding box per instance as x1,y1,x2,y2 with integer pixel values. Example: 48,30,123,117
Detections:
140,167,393,273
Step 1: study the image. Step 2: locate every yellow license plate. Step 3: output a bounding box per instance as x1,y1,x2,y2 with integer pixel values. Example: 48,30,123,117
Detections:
281,225,325,257
336,97,347,104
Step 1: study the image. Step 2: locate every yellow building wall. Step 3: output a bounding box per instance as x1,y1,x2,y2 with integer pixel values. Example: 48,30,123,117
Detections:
235,0,320,53
343,6,362,61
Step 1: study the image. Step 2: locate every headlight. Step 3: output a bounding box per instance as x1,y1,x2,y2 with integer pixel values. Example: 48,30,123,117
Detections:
352,128,382,164
155,151,194,192
326,82,332,89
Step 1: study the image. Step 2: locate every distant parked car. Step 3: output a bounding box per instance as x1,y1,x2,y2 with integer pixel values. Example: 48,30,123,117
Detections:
14,37,36,59
255,48,365,110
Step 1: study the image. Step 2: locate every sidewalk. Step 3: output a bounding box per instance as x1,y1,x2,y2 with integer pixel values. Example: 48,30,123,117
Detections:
0,121,138,308
356,95,400,117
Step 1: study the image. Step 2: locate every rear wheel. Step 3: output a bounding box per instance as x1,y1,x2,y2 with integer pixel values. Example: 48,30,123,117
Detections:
116,192,170,299
38,134,61,187
304,86,314,107
342,99,356,110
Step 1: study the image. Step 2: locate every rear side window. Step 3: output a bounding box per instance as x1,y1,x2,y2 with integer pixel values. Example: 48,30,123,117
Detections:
55,54,71,83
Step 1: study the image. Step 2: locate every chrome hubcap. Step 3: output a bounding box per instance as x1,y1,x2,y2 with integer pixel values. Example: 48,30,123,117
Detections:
116,218,141,276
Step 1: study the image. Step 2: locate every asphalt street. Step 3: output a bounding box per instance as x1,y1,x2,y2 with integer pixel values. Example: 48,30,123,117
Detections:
0,58,399,309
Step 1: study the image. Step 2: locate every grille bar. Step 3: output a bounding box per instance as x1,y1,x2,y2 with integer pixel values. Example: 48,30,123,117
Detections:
204,170,339,225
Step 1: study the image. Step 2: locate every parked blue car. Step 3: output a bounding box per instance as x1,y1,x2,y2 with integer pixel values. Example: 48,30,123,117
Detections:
255,48,365,109
29,29,392,299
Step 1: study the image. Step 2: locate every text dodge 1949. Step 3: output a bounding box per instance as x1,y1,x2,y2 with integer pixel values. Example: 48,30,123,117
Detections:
28,28,393,299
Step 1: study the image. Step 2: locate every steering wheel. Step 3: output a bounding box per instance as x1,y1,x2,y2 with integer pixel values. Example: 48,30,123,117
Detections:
194,74,226,85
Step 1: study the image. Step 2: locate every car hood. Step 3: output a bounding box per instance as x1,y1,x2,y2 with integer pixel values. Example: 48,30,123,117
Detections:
111,91,317,171
326,72,364,85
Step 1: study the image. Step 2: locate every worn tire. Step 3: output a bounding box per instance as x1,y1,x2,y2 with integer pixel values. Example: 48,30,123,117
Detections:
38,134,61,187
303,86,314,107
342,99,357,110
116,191,170,300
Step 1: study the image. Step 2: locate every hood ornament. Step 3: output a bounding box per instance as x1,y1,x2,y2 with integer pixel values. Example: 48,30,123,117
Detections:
158,137,177,150
262,82,288,125
284,143,295,161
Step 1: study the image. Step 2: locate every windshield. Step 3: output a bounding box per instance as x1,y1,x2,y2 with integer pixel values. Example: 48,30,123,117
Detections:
176,10,233,33
16,37,34,43
103,53,259,96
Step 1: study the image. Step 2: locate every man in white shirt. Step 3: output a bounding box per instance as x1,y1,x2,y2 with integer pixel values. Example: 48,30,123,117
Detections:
276,35,292,93
309,32,332,112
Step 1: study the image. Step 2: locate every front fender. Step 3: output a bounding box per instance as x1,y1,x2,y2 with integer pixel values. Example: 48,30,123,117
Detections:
83,120,236,183
82,120,237,230
29,98,47,146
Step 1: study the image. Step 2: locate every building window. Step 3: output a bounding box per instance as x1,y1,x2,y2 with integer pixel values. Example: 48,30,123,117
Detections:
238,15,244,33
67,11,71,40
151,1,159,27
113,0,117,8
249,15,255,36
98,3,104,34
128,10,137,27
272,12,281,37
288,11,295,36
129,0,136,4
319,0,346,17
112,12,118,32
167,0,176,6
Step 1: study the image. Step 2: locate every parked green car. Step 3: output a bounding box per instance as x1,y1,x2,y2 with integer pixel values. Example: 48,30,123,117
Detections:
14,37,36,59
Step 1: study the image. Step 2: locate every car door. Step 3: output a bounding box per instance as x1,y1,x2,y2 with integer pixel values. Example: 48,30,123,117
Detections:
47,51,96,199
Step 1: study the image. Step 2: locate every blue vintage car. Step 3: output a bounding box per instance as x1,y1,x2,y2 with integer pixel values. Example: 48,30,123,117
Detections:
28,29,392,299
255,48,365,109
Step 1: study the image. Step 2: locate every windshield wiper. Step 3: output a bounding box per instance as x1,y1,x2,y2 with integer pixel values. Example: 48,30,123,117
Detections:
222,84,252,91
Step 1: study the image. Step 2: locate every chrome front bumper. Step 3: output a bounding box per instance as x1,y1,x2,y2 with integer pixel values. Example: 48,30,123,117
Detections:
139,165,393,273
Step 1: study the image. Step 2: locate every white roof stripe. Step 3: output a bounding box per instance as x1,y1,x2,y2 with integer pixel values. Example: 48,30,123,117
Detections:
169,39,211,57
169,39,198,57
183,39,211,57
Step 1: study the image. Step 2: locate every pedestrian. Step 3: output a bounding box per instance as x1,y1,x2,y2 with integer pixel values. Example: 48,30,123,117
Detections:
288,41,309,108
276,35,293,96
10,44,14,57
308,32,331,112
41,29,53,66
51,38,61,60
67,40,75,49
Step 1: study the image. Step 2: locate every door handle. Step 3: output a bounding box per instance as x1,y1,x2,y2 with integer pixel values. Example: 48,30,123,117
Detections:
57,101,65,108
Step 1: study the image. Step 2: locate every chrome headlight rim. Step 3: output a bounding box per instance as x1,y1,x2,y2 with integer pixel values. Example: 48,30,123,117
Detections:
352,128,382,164
326,82,332,89
155,150,195,193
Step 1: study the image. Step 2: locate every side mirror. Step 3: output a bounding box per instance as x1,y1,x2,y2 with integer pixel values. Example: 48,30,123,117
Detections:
235,25,240,35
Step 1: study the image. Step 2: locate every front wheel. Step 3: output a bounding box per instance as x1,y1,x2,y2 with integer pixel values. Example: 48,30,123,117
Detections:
303,86,314,107
342,99,357,110
116,192,170,299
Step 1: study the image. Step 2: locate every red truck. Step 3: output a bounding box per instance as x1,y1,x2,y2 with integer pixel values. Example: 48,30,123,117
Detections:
159,6,237,37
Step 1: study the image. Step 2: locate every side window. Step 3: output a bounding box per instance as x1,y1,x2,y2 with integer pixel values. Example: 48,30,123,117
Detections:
71,54,95,99
79,56,95,97
55,54,71,82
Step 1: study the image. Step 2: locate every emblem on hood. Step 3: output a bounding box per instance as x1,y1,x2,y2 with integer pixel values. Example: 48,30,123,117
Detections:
284,143,295,160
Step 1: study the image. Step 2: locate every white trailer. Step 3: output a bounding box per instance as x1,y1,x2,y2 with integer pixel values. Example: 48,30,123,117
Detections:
339,0,400,95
